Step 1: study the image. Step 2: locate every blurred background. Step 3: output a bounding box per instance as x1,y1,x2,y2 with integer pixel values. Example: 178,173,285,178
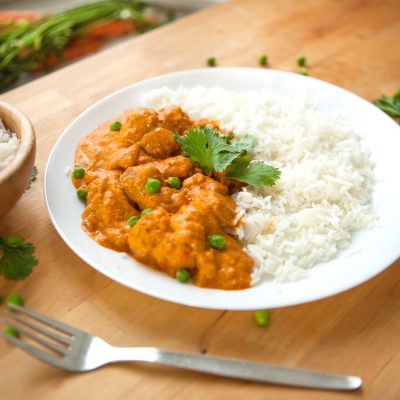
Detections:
0,0,223,12
0,0,224,92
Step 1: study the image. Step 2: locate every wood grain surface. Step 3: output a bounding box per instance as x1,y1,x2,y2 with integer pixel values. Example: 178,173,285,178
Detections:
0,0,399,399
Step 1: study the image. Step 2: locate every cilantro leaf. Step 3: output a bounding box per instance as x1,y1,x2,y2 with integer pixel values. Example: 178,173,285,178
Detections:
174,126,237,173
174,127,215,173
213,151,242,171
230,135,254,153
226,159,281,186
372,90,400,124
0,236,38,280
26,166,38,190
174,126,253,173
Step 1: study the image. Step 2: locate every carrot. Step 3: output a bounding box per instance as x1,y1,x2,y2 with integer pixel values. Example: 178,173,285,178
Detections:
32,19,138,71
62,37,106,60
33,37,106,71
35,20,139,71
85,19,137,39
0,11,42,21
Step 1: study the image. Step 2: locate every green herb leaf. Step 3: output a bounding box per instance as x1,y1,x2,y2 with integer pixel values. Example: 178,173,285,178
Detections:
213,151,242,171
226,159,281,186
174,126,254,173
5,235,25,247
174,126,281,187
373,91,400,123
0,236,38,280
230,135,254,153
174,128,213,173
174,126,235,173
26,166,38,190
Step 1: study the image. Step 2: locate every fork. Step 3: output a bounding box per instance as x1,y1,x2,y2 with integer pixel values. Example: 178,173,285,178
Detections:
1,304,361,391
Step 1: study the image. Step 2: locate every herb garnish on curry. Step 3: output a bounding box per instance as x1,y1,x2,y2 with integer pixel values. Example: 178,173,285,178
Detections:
72,106,280,290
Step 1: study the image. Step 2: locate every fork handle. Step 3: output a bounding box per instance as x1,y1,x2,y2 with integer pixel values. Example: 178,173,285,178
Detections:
111,347,361,391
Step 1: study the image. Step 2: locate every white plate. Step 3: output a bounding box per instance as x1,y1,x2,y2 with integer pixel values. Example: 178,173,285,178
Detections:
44,68,400,310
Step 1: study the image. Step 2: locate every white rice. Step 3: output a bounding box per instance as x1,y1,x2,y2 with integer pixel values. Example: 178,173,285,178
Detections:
142,86,376,284
0,119,19,171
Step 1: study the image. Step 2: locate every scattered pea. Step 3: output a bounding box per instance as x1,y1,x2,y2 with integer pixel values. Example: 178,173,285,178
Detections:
110,121,122,131
140,208,153,217
7,292,24,306
145,178,161,193
176,268,191,283
168,177,181,189
297,69,308,76
208,234,226,250
3,326,20,338
258,53,268,66
395,88,400,99
296,55,306,66
207,56,216,67
77,186,88,200
73,166,85,179
127,215,139,227
254,310,271,327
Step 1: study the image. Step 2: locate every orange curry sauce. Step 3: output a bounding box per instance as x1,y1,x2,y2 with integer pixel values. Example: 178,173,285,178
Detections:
72,106,253,289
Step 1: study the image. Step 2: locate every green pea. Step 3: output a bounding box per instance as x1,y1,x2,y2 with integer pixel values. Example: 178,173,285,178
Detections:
145,178,161,193
298,69,308,76
3,326,20,338
7,292,24,306
110,121,122,131
140,208,153,217
77,186,88,200
208,234,226,250
127,215,139,227
73,167,85,179
207,56,216,67
258,53,268,66
168,177,181,189
296,55,306,66
394,88,400,99
254,310,271,327
176,268,191,283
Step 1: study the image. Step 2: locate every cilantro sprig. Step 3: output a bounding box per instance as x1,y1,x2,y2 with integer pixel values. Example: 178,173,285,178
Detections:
174,126,280,186
0,236,38,280
372,89,400,124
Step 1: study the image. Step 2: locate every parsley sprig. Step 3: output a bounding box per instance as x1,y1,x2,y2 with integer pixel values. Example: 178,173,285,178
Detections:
174,126,280,186
0,236,38,280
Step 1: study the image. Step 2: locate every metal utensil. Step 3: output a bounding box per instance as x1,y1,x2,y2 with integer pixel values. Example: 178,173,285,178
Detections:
1,304,361,391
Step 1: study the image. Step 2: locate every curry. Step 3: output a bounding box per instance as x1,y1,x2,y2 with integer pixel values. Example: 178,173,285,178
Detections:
72,106,254,290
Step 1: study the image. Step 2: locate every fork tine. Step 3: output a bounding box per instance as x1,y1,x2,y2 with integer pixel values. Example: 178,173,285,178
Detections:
8,304,80,336
5,310,71,346
0,331,67,370
2,318,67,355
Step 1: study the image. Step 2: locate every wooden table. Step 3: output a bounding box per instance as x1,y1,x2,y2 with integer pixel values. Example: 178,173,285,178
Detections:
1,0,399,398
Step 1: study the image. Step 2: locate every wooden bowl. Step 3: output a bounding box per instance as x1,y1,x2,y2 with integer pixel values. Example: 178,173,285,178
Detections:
0,101,36,218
